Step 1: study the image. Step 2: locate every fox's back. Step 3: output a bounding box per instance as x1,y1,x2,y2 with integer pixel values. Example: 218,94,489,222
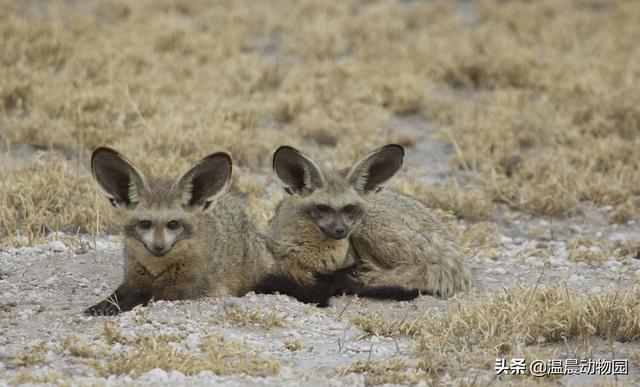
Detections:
351,188,470,295
358,189,453,236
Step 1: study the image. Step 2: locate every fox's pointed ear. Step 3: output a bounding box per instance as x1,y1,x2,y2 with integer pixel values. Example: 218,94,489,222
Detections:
91,147,147,208
273,146,326,196
346,144,404,195
174,152,232,211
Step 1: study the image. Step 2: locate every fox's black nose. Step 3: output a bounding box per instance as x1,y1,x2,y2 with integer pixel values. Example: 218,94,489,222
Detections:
320,225,348,240
152,245,164,253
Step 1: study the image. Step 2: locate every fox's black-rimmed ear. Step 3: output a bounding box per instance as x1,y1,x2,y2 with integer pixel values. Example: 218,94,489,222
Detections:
346,144,404,195
91,147,148,208
173,152,232,211
273,146,326,196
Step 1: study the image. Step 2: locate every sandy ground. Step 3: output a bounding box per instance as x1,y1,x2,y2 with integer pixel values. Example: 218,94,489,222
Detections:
1,120,640,385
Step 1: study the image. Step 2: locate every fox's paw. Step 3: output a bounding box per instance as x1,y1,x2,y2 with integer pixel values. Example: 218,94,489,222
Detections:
84,300,122,316
314,298,331,308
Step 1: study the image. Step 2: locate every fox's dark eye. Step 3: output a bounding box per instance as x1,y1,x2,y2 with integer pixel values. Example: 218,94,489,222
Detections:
342,204,357,214
167,220,180,230
137,220,152,230
314,204,331,213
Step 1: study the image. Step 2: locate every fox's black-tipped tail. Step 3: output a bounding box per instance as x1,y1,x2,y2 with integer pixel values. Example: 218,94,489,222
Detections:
346,286,420,301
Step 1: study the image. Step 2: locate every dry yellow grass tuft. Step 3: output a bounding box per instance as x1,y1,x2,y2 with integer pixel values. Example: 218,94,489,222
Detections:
225,306,285,329
1,0,639,242
343,286,640,381
419,287,640,357
349,313,424,339
62,337,106,359
284,339,304,351
10,370,68,386
392,179,495,221
341,356,427,385
10,342,49,367
609,199,639,224
100,320,124,345
631,350,640,367
0,154,105,246
44,322,280,378
568,236,637,264
89,333,279,378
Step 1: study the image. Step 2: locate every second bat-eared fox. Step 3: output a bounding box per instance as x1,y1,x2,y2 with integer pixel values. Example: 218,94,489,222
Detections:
253,144,471,306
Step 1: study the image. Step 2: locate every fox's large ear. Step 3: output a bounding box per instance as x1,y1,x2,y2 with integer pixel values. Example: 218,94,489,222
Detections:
91,147,147,208
273,146,326,195
174,152,232,211
346,144,404,195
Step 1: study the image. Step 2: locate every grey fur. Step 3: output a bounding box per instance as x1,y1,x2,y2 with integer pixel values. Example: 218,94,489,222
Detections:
85,147,274,315
268,144,471,298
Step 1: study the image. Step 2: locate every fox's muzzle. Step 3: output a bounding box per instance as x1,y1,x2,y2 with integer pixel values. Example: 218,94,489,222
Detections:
319,225,349,240
146,244,170,257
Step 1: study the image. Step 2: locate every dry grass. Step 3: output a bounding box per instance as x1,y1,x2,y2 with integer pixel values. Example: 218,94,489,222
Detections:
425,0,640,216
225,306,285,329
6,323,280,380
9,370,69,386
0,154,107,246
0,0,638,243
10,342,49,367
62,337,106,359
343,286,640,381
341,356,427,385
101,320,124,345
418,286,640,365
349,313,425,339
609,199,639,224
1,1,639,382
568,236,637,264
89,333,279,378
392,179,496,221
284,339,304,351
78,321,279,377
631,350,640,367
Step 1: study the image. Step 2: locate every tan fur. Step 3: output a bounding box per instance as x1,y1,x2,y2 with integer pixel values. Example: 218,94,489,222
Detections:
267,199,357,275
116,187,274,300
86,148,273,314
351,189,470,297
268,145,471,298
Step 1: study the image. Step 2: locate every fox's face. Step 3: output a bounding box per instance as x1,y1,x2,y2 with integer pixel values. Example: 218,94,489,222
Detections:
91,147,232,257
293,183,366,240
121,191,196,257
273,144,404,240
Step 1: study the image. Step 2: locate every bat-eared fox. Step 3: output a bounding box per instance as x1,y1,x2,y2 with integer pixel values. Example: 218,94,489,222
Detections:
253,144,470,305
84,147,274,315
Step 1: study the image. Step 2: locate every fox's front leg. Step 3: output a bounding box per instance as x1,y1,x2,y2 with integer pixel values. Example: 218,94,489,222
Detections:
84,263,154,316
84,284,153,316
253,269,334,307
